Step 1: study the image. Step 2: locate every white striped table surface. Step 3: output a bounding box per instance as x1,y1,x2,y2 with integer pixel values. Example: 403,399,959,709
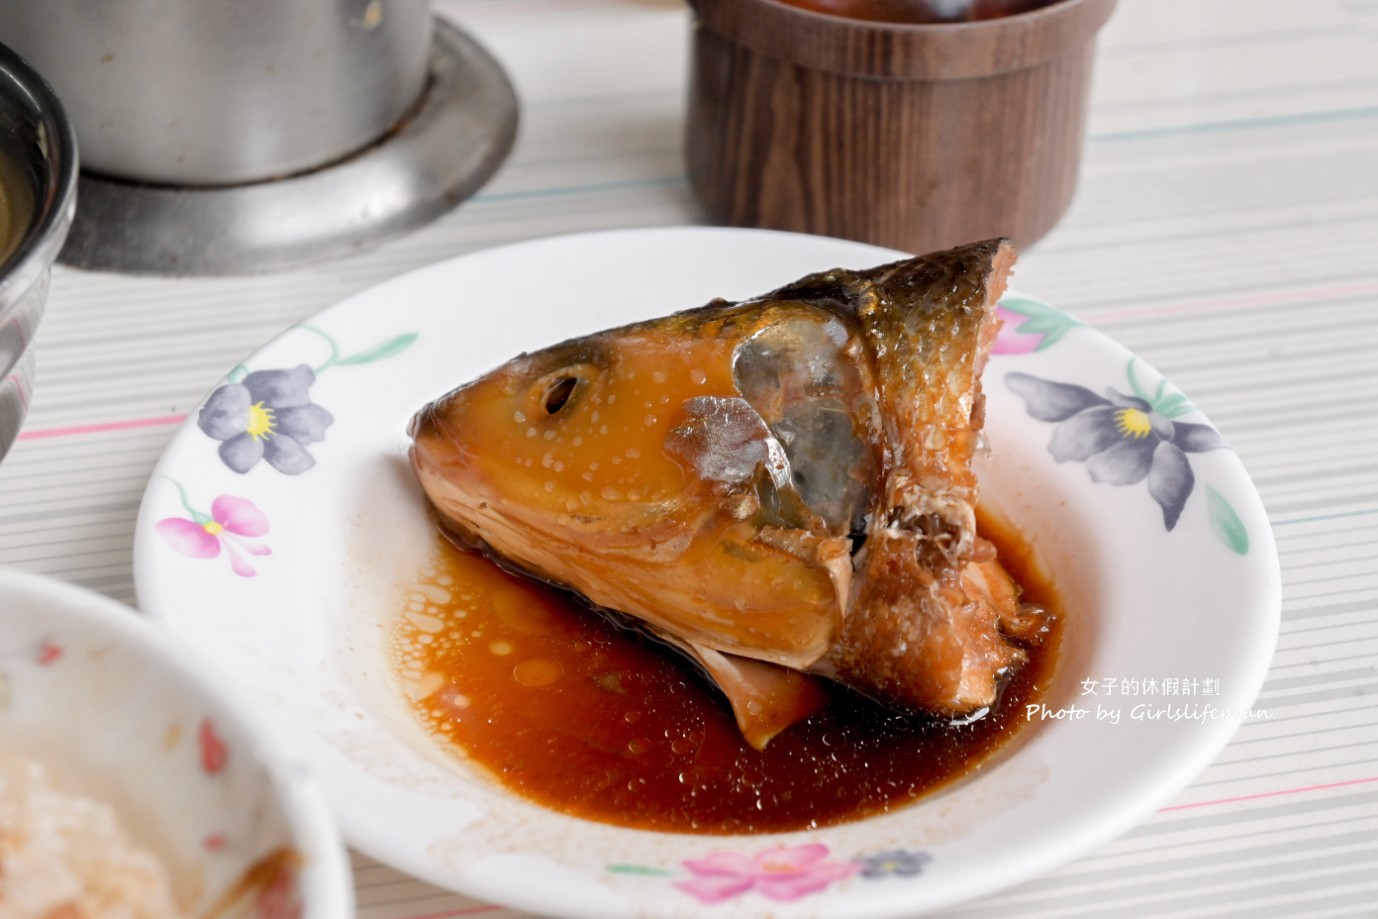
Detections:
1,0,1374,917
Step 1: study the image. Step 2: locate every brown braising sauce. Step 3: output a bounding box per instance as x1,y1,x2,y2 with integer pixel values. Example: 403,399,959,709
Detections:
392,512,1059,834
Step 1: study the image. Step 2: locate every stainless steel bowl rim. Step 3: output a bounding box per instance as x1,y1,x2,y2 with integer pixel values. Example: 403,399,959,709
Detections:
0,39,78,305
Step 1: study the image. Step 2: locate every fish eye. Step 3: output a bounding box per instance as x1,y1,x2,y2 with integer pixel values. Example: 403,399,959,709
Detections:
525,361,600,419
542,376,579,414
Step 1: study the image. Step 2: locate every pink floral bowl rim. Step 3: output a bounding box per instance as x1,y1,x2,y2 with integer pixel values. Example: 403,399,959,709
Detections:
132,227,1281,918
0,567,354,919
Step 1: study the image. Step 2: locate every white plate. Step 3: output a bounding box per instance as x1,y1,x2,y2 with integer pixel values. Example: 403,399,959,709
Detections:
134,227,1280,919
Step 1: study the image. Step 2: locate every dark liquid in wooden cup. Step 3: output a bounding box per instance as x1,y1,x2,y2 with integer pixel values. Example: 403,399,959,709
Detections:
777,0,1063,24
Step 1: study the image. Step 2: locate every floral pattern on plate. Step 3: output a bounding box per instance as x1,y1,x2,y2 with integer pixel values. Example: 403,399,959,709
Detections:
199,364,334,475
856,848,934,879
198,324,416,476
154,480,271,577
610,844,931,905
1007,360,1249,553
993,295,1084,354
160,323,416,577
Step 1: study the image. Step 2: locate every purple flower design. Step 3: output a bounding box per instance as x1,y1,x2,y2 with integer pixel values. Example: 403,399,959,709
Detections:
856,849,932,879
1007,366,1228,530
196,326,416,476
155,492,271,577
198,364,333,475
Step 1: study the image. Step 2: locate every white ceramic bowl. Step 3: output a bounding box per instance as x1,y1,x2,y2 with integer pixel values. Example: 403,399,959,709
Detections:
133,228,1280,918
0,569,353,919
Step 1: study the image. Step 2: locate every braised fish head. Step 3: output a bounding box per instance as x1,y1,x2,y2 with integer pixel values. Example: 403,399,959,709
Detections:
410,239,1036,744
408,296,877,666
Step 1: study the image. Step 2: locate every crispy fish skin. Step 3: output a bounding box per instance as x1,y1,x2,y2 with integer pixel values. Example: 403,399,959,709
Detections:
410,238,1025,735
776,241,1022,712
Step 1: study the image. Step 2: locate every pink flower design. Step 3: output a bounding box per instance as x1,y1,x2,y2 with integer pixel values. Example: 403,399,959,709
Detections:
199,718,229,775
992,297,1083,355
155,490,270,577
993,304,1043,355
674,843,860,904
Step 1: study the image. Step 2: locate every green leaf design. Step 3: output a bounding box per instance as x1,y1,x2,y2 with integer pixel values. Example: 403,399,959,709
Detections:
1036,324,1076,351
1126,360,1199,418
1126,358,1152,404
606,864,676,877
1013,316,1063,334
1001,296,1082,352
1156,393,1198,419
298,324,343,374
231,326,418,382
164,476,212,526
1207,486,1250,555
337,333,418,367
1001,296,1068,322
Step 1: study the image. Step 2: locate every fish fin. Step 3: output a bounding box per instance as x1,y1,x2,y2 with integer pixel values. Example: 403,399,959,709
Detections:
653,629,828,750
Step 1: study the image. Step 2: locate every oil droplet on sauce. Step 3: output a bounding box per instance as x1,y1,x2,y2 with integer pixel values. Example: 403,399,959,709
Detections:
513,658,564,687
390,517,1061,834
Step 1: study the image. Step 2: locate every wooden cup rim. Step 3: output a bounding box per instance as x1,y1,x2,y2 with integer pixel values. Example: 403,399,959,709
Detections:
687,0,1118,80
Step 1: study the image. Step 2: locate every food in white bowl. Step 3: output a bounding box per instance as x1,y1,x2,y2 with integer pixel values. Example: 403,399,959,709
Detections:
0,754,183,917
0,569,352,919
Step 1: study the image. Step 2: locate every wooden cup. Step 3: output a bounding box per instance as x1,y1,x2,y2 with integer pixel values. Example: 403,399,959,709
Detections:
685,0,1117,254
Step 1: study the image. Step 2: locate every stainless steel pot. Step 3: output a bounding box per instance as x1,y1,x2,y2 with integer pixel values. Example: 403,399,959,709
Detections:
0,0,431,186
0,40,77,462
